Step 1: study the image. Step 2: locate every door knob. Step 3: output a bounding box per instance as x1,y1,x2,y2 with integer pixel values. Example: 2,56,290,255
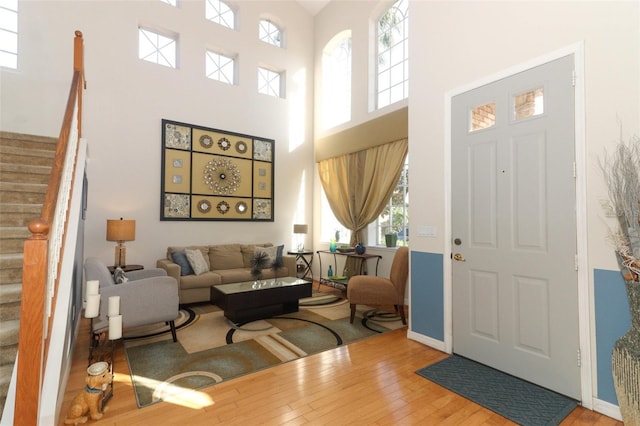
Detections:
453,253,466,262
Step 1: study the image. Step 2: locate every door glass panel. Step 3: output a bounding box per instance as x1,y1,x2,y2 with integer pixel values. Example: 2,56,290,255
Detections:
470,102,496,132
514,87,543,120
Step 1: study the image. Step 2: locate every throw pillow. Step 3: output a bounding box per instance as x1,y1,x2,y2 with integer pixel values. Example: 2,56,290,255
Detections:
254,244,284,266
113,267,128,284
171,250,194,276
185,249,209,275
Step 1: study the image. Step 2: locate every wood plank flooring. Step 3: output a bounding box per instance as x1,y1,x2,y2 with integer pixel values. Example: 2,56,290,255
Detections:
58,288,622,425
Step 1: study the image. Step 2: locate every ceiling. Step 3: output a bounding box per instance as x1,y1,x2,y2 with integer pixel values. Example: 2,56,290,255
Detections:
295,0,331,16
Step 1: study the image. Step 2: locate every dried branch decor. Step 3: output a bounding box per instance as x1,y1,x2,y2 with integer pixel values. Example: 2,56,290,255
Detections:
601,134,640,282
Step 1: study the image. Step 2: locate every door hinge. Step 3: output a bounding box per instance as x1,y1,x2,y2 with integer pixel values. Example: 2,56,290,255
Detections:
572,70,576,87
575,254,579,271
577,349,581,367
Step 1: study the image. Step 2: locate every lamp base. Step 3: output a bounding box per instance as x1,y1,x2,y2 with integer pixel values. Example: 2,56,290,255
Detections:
114,243,126,267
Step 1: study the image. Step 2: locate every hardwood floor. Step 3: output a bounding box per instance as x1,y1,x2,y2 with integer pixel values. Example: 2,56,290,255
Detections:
58,289,621,425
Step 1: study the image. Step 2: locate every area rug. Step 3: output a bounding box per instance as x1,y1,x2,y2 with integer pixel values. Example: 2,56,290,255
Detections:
124,291,404,408
415,355,578,426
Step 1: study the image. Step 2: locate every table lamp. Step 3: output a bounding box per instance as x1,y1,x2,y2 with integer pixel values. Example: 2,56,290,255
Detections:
293,224,308,251
106,218,135,267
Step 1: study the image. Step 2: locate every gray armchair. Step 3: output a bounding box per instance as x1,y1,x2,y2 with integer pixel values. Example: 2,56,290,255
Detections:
84,257,180,341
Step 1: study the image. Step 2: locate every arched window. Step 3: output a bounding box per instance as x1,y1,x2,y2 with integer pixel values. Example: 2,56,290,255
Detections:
206,0,235,30
0,0,18,69
321,30,351,130
376,0,408,109
138,27,177,68
259,20,282,47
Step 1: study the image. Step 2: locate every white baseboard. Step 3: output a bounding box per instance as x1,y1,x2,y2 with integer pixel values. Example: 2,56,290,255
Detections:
406,330,448,353
591,398,622,421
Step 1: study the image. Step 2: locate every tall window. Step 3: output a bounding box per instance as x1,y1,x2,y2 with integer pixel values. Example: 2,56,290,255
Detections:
258,66,283,98
376,0,408,109
206,0,235,30
138,28,177,68
205,50,235,85
375,157,409,246
259,20,281,47
0,0,18,69
321,31,351,130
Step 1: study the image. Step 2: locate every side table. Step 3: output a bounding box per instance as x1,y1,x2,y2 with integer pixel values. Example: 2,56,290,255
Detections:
287,251,314,283
107,264,144,274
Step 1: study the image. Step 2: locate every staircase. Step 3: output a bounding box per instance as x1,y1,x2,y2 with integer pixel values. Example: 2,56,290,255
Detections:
0,131,57,415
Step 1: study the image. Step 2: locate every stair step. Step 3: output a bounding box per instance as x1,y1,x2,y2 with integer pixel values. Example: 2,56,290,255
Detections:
0,146,56,168
0,344,17,367
0,227,29,254
0,162,51,185
0,204,42,227
0,131,57,152
0,182,47,205
0,284,21,304
0,267,22,285
0,319,19,348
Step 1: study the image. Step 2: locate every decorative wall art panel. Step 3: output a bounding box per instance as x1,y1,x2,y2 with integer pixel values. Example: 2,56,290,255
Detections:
161,119,274,221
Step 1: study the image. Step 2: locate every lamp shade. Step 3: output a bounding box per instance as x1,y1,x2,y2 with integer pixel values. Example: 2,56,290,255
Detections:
106,218,136,242
293,224,308,234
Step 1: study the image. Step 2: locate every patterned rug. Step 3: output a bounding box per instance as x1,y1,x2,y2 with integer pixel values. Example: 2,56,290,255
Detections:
416,355,578,426
124,291,404,407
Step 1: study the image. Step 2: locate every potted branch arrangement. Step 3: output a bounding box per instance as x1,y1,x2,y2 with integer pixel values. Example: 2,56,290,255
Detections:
601,134,640,424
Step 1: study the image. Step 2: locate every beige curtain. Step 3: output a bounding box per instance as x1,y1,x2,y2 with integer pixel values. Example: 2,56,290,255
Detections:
317,138,408,247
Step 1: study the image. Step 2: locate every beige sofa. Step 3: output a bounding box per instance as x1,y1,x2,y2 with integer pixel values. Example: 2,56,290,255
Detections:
157,243,296,304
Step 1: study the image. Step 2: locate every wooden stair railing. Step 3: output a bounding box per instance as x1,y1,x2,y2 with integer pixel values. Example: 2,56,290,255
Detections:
13,31,85,426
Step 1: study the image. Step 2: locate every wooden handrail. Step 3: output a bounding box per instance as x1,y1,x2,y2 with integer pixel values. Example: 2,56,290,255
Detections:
13,31,85,426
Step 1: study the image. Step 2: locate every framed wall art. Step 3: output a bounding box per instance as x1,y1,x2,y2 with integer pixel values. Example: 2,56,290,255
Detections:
161,119,274,221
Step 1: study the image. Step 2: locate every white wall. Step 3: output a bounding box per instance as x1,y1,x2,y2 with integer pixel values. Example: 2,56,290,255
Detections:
1,0,316,267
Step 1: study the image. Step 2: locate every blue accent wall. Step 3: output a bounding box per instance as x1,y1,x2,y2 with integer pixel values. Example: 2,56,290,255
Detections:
594,268,631,405
410,251,444,340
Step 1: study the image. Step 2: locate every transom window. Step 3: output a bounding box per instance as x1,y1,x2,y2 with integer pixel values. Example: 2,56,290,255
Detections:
376,0,408,109
206,0,235,30
258,66,283,98
259,20,281,47
138,28,177,68
160,0,177,6
0,0,18,69
322,30,352,130
205,50,235,85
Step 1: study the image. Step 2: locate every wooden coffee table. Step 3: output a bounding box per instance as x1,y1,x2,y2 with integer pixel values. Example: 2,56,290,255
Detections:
210,276,312,323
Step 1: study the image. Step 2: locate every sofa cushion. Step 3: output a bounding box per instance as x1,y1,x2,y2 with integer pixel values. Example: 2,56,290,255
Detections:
186,249,209,275
171,251,194,276
209,244,244,270
216,268,258,284
240,243,272,267
179,271,222,290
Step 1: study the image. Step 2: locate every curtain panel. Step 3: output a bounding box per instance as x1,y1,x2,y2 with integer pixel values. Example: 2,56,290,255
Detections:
317,138,408,247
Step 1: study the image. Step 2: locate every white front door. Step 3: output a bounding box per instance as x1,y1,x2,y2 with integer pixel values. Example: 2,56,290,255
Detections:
451,54,580,399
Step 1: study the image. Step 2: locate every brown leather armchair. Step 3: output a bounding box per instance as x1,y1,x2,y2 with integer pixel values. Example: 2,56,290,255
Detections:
347,246,409,325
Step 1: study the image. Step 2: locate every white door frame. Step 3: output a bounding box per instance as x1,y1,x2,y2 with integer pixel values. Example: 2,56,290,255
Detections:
443,42,592,408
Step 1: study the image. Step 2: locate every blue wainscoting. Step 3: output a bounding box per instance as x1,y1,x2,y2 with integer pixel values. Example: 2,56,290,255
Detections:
594,268,631,405
410,251,444,341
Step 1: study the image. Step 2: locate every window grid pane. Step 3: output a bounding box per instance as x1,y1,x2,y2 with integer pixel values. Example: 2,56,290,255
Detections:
259,20,281,47
206,50,235,85
160,0,177,6
258,67,281,98
322,32,352,129
138,28,177,68
377,0,408,110
0,1,17,69
376,159,409,246
206,0,235,29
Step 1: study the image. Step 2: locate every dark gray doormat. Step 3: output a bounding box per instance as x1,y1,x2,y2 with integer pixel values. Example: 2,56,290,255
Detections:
416,355,578,426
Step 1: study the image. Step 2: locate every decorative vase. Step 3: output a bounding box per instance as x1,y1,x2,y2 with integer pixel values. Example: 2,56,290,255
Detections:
385,234,397,248
355,243,366,255
329,239,337,252
612,280,640,425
